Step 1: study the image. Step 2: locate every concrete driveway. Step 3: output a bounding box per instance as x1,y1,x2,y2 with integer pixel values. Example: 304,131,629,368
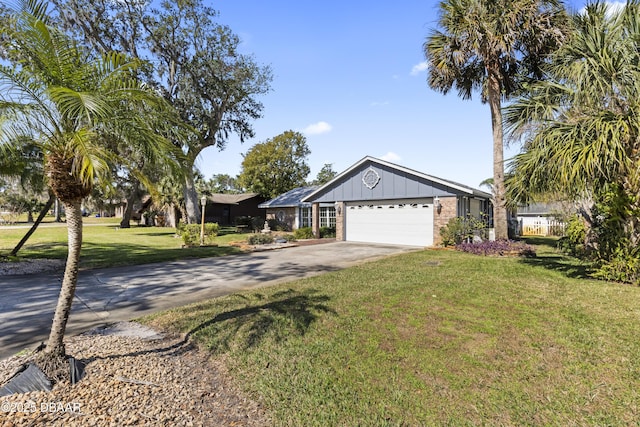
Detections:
0,241,419,359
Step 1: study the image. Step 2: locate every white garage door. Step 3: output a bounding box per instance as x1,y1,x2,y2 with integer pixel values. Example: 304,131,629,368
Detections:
345,199,433,246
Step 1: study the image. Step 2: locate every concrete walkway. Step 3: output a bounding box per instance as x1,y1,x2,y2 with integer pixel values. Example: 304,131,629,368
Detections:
0,241,419,359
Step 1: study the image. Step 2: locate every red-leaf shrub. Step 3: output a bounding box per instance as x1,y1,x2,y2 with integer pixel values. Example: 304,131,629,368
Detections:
456,240,536,257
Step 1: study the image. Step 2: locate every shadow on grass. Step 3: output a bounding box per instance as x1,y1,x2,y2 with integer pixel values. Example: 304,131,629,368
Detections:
185,288,335,353
82,288,334,363
76,241,244,269
126,231,177,237
519,254,594,280
521,236,559,250
518,236,595,280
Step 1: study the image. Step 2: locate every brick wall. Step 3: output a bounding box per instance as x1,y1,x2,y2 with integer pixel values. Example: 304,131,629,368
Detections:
433,196,457,246
266,207,297,231
335,202,345,241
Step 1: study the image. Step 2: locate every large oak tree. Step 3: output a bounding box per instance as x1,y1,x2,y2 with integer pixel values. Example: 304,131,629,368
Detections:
52,0,272,224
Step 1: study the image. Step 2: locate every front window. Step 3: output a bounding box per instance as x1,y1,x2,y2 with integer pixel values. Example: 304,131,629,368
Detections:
300,207,312,228
319,206,336,228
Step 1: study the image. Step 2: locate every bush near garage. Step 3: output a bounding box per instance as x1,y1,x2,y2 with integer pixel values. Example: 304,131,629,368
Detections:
440,215,487,246
319,226,336,238
294,227,314,239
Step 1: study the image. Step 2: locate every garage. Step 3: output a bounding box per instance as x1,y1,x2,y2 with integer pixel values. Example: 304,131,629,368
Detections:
345,199,433,247
301,156,492,247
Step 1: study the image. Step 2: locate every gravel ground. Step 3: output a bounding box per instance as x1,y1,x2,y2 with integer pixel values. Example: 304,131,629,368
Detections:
0,322,270,426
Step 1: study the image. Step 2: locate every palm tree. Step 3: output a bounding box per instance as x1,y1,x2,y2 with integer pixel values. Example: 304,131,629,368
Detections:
0,0,179,373
504,1,640,248
424,0,568,239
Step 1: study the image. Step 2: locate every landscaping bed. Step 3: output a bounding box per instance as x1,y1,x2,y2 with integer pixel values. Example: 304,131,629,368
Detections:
0,323,268,426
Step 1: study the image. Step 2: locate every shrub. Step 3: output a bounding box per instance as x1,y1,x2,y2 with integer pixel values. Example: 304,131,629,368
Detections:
294,227,314,239
235,216,265,232
557,215,587,257
177,223,219,246
456,240,536,257
440,215,487,246
593,247,640,285
266,218,290,232
279,234,296,242
319,226,336,238
247,233,275,245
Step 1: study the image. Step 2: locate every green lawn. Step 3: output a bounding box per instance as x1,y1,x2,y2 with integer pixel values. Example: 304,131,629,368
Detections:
142,241,640,426
0,219,249,269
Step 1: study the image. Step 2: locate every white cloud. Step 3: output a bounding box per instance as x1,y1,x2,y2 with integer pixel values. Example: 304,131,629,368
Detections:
578,1,625,16
410,61,429,76
379,152,401,163
302,121,333,135
370,101,389,107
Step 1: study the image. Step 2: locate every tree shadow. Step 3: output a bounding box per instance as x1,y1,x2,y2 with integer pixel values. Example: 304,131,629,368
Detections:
76,241,244,269
517,236,595,280
521,236,559,250
80,288,335,364
519,254,594,280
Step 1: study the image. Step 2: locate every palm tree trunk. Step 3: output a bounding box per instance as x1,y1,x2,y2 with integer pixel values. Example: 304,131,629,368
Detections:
487,70,509,240
44,199,83,358
10,193,55,256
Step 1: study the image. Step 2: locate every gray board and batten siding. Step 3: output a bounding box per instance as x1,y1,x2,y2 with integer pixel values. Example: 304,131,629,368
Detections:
304,157,486,204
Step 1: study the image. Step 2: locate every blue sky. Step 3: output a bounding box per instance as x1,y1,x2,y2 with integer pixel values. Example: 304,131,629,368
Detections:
196,0,604,189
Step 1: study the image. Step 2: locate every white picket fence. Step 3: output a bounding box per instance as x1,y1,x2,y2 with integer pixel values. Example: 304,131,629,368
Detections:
519,218,566,236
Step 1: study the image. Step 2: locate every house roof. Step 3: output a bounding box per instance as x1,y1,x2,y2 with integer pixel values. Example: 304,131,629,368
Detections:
207,193,261,205
258,186,318,208
517,202,569,216
302,156,492,202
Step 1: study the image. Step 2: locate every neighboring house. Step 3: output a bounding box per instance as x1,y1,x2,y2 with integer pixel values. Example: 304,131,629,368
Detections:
204,193,267,226
259,186,319,231
517,202,567,236
114,196,152,222
296,156,493,247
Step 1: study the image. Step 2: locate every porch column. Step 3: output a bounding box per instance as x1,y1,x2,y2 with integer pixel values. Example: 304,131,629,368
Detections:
312,202,320,238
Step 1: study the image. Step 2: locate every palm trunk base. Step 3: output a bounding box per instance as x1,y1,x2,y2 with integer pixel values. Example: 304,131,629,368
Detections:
34,349,69,383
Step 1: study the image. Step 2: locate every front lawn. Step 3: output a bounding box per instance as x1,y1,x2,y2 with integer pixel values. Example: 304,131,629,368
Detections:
0,221,248,269
143,243,640,426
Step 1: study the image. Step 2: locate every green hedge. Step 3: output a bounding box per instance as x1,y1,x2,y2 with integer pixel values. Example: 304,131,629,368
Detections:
294,227,314,239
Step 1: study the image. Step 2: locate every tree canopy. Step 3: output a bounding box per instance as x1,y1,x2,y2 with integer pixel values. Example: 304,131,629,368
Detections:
311,163,338,186
51,0,273,223
238,131,311,199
